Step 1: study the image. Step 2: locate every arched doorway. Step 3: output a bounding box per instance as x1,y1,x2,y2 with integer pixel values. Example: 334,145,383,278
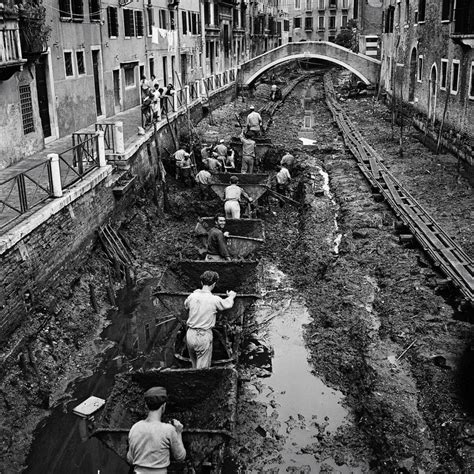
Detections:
428,64,437,123
408,47,417,102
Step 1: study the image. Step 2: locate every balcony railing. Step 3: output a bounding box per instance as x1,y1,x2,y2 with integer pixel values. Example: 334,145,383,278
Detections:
0,28,22,63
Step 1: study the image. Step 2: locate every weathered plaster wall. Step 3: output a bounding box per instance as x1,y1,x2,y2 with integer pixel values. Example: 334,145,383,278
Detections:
0,67,44,168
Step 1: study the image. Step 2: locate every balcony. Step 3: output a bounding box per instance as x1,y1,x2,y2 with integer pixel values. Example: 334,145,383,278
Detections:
0,5,27,81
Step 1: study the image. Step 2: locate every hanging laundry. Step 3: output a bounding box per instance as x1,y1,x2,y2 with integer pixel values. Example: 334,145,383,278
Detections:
158,28,168,39
152,26,159,44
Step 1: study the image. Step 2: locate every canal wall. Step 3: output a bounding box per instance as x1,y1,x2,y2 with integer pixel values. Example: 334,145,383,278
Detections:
0,83,236,344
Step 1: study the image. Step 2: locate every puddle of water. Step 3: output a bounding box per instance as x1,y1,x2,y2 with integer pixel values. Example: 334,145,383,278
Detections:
24,279,181,473
244,263,354,471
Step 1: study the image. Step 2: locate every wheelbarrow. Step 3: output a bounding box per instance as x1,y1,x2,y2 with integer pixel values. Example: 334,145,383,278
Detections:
93,367,238,473
209,173,270,203
197,217,265,258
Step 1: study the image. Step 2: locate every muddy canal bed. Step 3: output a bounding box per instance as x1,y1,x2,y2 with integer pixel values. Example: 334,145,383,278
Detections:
1,68,473,473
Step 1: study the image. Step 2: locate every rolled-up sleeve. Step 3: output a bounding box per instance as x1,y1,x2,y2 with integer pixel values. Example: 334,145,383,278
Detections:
214,295,235,311
170,430,186,462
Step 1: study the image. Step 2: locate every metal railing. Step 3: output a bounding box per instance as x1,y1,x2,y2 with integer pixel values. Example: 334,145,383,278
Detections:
95,123,116,153
58,135,99,188
0,160,53,229
189,82,198,100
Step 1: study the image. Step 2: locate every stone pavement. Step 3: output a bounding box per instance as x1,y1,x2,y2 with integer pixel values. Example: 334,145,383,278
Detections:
0,105,148,232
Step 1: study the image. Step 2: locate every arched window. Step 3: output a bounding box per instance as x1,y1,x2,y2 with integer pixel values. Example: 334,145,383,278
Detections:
408,47,417,102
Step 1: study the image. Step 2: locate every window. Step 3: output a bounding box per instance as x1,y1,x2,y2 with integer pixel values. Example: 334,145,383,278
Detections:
441,0,451,21
147,7,153,36
89,0,100,21
159,9,167,29
405,0,409,23
342,0,348,8
329,15,335,29
64,51,74,76
305,16,313,30
453,0,474,34
124,9,135,37
294,17,301,28
19,85,34,135
107,7,119,37
385,6,394,32
124,66,135,87
450,60,459,94
295,0,301,9
191,12,199,34
170,10,175,30
76,51,85,75
469,62,474,99
318,15,324,29
417,55,423,82
306,0,311,11
284,19,290,31
318,0,324,8
329,0,337,7
418,0,425,22
59,0,83,21
135,11,144,37
182,11,187,34
342,15,347,27
440,59,448,90
149,58,154,77
353,0,358,18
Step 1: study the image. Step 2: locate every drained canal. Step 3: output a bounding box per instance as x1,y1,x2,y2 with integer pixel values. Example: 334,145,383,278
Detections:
10,67,473,473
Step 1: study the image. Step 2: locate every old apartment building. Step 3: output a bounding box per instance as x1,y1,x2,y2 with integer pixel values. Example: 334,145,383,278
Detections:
380,0,473,141
1,0,280,167
284,0,382,58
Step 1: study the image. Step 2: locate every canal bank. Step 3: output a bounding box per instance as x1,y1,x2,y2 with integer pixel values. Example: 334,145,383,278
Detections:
1,66,472,472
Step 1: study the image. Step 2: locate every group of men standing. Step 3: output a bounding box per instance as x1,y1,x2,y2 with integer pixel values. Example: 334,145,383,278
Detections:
127,106,296,474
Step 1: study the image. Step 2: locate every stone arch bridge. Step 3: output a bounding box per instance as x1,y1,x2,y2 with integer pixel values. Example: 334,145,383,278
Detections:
237,41,380,86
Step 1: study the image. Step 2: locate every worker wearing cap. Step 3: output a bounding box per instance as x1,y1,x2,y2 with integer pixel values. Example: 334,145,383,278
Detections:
270,84,282,101
213,139,228,168
184,270,236,368
246,106,262,138
127,386,186,473
224,175,253,219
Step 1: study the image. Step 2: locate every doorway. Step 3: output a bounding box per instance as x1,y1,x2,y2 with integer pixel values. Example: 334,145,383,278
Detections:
35,55,52,139
162,57,168,85
408,47,417,102
428,64,437,123
113,69,121,114
209,42,214,74
180,54,187,85
92,49,103,117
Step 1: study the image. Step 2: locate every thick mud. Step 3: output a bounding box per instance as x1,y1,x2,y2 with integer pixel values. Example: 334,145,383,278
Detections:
0,66,472,473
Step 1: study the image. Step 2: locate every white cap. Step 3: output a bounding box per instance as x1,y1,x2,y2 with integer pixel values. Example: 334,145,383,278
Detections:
250,105,255,110
219,139,225,143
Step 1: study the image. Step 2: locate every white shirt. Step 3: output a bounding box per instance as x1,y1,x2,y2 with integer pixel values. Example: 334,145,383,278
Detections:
195,170,212,184
184,289,234,330
276,167,291,185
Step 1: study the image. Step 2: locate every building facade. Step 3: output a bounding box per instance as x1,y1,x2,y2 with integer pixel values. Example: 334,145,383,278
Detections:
288,0,354,43
1,0,278,167
380,0,474,140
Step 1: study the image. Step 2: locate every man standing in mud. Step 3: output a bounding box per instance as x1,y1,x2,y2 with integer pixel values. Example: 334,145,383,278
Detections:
239,131,256,174
224,175,253,219
127,386,186,473
246,106,262,137
184,271,236,368
206,214,231,261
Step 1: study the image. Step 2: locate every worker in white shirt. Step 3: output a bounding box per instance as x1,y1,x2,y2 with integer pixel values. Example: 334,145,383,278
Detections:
275,163,291,207
224,175,253,219
246,106,262,138
195,168,212,200
184,271,236,368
